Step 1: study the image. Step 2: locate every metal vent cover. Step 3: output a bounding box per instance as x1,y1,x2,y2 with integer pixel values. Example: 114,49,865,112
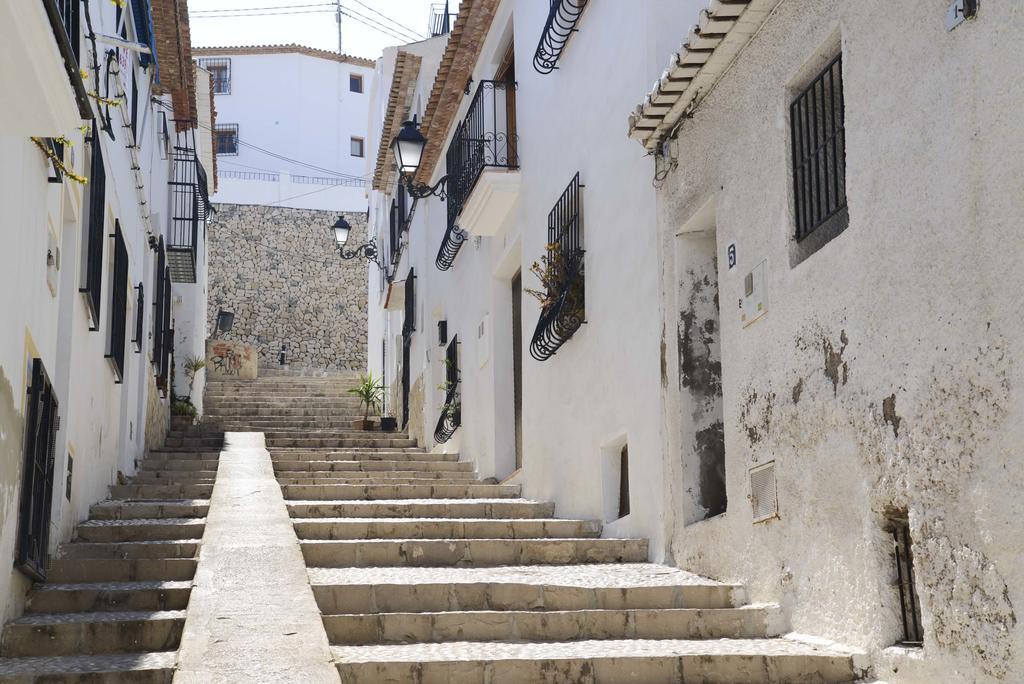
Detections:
750,461,778,523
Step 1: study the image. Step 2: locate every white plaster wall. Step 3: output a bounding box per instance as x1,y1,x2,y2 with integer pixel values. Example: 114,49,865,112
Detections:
206,52,374,212
654,1,1024,681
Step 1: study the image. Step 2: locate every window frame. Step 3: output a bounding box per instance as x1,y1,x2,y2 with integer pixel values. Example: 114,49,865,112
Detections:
350,136,365,158
79,127,106,330
214,124,239,156
198,58,232,95
106,220,129,382
349,72,363,93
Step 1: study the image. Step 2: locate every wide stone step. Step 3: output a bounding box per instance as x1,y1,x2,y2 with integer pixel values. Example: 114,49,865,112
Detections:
273,460,473,472
331,638,861,683
293,518,601,540
90,500,210,520
276,476,480,486
288,499,555,519
267,437,418,449
109,484,213,500
58,540,199,560
163,437,225,448
308,564,739,613
0,610,186,657
281,483,521,501
26,581,193,614
301,538,648,567
208,421,367,430
48,558,198,583
146,449,223,459
136,460,220,471
271,450,447,463
0,651,177,682
204,407,363,417
131,474,217,485
324,605,779,645
75,519,206,543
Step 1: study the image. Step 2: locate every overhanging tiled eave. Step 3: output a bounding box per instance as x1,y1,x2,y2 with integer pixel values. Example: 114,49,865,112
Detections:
628,0,780,151
372,51,423,192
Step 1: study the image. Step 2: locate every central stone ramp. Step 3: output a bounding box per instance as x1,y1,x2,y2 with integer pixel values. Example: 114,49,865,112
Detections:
173,432,337,683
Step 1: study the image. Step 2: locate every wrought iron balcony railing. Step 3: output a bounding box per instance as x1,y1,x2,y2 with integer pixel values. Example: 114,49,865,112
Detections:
43,0,90,118
168,124,213,283
529,173,585,361
434,336,460,444
533,0,589,75
435,80,518,271
428,1,457,36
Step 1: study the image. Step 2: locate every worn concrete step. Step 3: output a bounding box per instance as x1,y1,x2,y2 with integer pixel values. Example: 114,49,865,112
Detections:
294,518,601,541
273,460,473,473
146,449,222,459
281,483,521,501
136,460,220,471
75,519,206,543
0,651,177,682
204,399,363,409
26,581,193,614
109,484,213,500
0,611,185,657
207,420,368,431
288,499,556,519
267,437,419,449
204,407,364,417
276,476,480,486
48,558,198,583
162,436,225,448
331,638,861,683
90,500,210,520
131,474,217,485
324,605,780,645
271,451,446,463
308,564,738,613
301,538,648,567
58,540,199,560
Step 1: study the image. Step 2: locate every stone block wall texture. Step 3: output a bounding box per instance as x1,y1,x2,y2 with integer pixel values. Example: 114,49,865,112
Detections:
206,204,368,371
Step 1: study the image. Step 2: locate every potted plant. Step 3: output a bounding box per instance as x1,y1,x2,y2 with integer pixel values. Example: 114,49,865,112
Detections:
183,355,206,405
380,415,398,432
348,372,384,431
170,399,197,431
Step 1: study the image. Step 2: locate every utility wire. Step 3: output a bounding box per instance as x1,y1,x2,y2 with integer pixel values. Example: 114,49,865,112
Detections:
191,2,333,12
192,5,419,43
346,0,423,40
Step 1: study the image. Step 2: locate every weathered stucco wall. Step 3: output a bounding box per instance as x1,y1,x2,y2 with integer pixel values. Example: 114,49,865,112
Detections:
207,204,368,371
656,1,1024,682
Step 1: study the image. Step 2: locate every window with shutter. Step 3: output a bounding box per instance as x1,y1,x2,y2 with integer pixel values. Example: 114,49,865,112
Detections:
106,221,129,382
16,359,59,581
80,128,106,329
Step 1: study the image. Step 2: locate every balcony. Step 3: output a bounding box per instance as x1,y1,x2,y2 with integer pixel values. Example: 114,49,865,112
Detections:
533,0,590,75
434,336,461,444
436,80,518,270
168,124,212,283
529,173,585,361
428,1,457,37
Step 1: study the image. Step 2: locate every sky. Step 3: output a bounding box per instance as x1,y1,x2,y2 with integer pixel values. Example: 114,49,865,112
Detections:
188,1,461,61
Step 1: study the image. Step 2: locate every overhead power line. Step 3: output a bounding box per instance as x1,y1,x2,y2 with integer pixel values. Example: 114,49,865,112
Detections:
191,3,423,44
191,3,332,13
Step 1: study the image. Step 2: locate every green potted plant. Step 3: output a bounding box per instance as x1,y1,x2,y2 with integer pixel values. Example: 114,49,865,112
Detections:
170,398,197,432
348,372,384,431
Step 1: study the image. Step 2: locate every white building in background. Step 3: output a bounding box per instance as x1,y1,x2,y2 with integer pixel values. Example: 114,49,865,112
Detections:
366,1,1024,682
192,45,375,211
0,0,212,623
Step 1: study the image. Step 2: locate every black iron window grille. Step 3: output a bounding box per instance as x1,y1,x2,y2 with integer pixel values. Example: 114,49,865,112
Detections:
215,124,239,156
388,185,410,271
132,282,144,352
401,269,416,428
198,58,231,94
43,0,90,118
16,359,59,582
791,54,846,241
428,1,457,36
169,123,213,283
436,80,518,271
43,138,65,183
529,172,585,361
403,269,416,335
434,335,461,444
890,517,924,646
533,0,589,74
106,221,129,383
130,68,139,145
80,129,106,330
158,111,170,160
153,237,166,363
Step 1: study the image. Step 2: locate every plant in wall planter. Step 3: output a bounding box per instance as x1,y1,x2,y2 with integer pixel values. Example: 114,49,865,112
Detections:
348,372,384,431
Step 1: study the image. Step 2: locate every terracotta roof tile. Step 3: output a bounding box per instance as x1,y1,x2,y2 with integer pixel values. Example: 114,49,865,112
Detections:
192,44,375,68
372,51,423,191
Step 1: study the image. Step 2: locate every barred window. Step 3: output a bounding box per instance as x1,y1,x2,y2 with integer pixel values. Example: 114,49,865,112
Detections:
215,124,239,156
106,220,129,382
198,58,231,94
16,358,59,581
790,54,846,242
80,127,106,329
132,282,144,352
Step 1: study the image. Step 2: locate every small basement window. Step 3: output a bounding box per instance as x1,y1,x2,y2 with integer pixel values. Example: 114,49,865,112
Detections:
887,511,924,646
350,136,365,158
350,73,363,93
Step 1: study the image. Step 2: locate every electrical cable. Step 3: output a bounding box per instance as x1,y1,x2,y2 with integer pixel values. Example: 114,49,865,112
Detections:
346,0,424,40
191,2,333,13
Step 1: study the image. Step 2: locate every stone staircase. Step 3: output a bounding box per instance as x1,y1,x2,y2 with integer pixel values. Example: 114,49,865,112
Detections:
209,374,868,683
0,429,219,682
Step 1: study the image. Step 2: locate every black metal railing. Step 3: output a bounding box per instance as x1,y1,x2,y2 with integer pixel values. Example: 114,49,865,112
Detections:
436,80,517,271
168,124,212,283
198,58,231,94
106,221,129,383
401,269,415,428
388,184,408,270
16,358,58,582
434,335,461,444
132,282,144,352
533,0,589,74
43,0,90,118
529,172,585,361
791,54,846,241
892,519,924,646
80,129,106,330
428,1,457,36
44,138,64,183
157,268,173,392
152,237,166,363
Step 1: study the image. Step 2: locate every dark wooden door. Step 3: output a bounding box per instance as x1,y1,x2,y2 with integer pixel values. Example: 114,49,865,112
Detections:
511,272,523,469
16,359,58,581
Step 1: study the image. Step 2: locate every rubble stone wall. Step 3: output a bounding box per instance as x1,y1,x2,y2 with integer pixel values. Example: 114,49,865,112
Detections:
206,204,368,371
